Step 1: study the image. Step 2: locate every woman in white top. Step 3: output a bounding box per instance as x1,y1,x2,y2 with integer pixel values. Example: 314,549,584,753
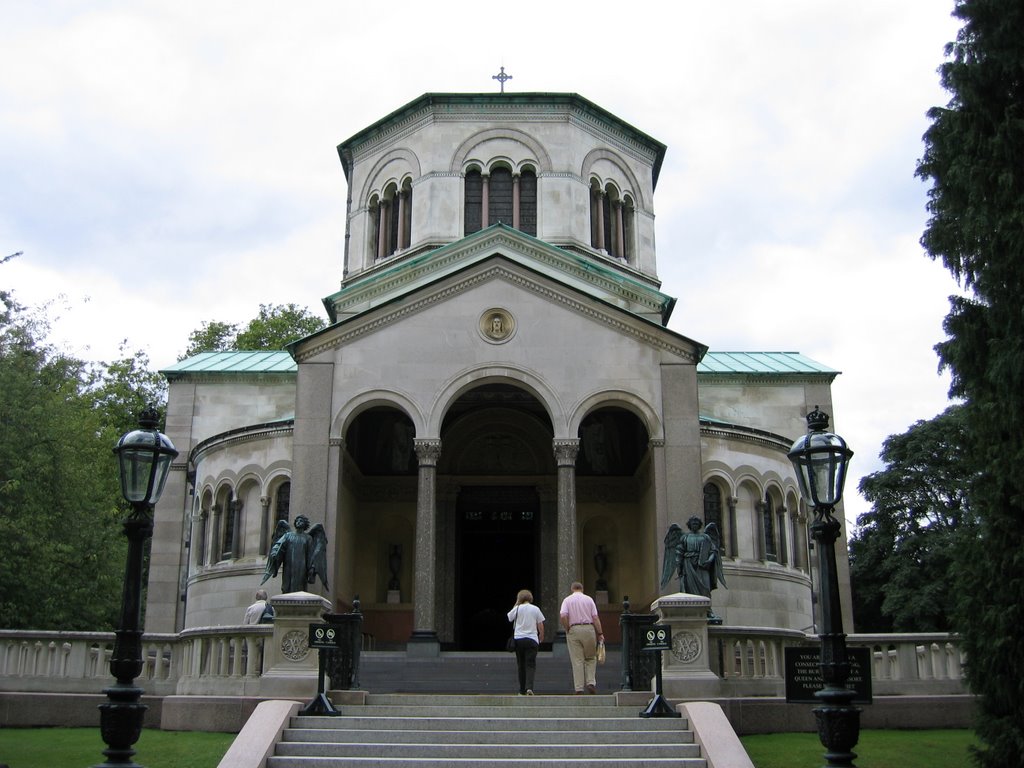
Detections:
507,588,545,695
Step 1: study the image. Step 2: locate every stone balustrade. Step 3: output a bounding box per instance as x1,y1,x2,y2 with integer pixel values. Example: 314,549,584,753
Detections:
708,626,967,697
1,626,966,699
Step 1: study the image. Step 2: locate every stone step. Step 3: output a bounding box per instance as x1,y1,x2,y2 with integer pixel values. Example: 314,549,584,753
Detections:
269,692,706,768
283,728,690,745
364,692,626,707
267,759,706,768
275,742,702,760
293,715,687,732
355,650,624,695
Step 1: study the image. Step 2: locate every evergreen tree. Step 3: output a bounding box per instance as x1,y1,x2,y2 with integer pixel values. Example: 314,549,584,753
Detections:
917,1,1024,763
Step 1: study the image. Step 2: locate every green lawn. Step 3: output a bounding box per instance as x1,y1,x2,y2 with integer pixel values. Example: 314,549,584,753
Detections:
0,727,235,768
0,726,975,768
741,729,976,768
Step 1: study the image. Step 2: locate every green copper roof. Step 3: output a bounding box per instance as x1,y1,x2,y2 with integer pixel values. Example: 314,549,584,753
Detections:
697,351,838,375
163,349,836,378
161,351,297,376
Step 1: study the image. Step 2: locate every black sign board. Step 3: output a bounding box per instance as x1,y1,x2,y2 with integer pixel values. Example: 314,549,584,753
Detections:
309,623,339,649
641,624,672,653
784,646,873,705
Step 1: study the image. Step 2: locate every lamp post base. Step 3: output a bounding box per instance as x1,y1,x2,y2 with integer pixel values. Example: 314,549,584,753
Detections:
813,686,861,767
94,682,147,768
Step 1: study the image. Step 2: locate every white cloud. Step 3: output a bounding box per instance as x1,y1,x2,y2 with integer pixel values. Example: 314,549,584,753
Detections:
1,0,965,527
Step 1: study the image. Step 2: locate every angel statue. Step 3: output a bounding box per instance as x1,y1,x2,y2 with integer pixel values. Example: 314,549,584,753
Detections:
261,515,329,594
660,516,727,624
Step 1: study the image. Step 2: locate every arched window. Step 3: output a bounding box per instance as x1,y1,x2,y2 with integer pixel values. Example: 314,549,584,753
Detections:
371,180,412,261
464,165,538,237
590,182,634,262
221,488,238,561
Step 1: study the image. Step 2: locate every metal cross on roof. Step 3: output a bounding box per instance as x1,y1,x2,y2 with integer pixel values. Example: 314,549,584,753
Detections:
492,66,512,93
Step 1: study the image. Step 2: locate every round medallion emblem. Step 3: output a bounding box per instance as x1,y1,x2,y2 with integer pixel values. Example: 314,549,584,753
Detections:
671,630,701,663
479,308,515,344
281,629,310,662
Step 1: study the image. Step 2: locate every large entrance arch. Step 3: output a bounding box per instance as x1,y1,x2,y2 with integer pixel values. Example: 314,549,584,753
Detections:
437,384,556,650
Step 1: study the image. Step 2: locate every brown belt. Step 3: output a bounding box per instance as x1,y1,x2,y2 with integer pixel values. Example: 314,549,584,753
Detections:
570,623,593,628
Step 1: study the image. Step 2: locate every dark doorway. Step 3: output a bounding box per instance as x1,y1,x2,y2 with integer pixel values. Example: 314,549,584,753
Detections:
456,486,539,651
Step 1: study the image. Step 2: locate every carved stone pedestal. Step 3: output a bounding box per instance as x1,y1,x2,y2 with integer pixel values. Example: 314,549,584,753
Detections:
651,592,722,699
260,591,332,698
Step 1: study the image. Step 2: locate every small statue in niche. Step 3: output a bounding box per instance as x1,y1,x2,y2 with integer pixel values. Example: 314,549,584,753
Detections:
594,545,609,592
387,544,402,591
261,515,329,594
660,516,727,624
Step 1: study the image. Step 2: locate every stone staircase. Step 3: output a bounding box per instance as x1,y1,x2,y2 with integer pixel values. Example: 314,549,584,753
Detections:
266,693,707,767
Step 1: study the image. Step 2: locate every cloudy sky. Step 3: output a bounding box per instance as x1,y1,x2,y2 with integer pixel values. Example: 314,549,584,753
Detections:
1,1,965,527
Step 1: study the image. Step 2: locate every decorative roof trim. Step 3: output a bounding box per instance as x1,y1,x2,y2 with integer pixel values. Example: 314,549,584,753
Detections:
297,260,703,364
324,225,670,322
700,418,793,452
191,421,295,465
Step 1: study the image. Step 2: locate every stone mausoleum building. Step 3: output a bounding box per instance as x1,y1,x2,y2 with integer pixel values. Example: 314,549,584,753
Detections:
145,92,851,654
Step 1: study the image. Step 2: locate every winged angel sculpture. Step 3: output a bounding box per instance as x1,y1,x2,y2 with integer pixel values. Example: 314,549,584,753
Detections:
261,515,329,594
660,516,727,623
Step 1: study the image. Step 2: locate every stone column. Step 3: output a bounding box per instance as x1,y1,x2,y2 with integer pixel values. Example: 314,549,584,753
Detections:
189,509,206,572
480,173,490,228
512,173,521,230
726,496,739,558
410,439,442,656
553,439,580,602
258,495,271,555
595,192,605,251
650,438,668,596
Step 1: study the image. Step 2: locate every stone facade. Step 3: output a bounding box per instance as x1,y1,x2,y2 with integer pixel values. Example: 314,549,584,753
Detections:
145,93,852,650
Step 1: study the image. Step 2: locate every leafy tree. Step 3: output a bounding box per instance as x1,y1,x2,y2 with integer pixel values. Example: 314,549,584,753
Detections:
849,406,975,633
90,344,168,440
917,1,1024,763
180,303,325,358
0,291,126,630
234,303,326,350
181,320,238,359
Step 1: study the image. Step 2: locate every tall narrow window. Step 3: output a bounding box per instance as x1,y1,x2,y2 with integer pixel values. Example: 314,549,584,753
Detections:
519,169,537,236
703,482,723,553
465,170,483,234
221,490,236,560
621,196,635,261
762,495,777,562
777,508,788,565
275,482,291,524
601,192,614,255
489,168,513,225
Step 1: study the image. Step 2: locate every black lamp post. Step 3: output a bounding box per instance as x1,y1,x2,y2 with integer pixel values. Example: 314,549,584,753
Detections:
788,406,858,768
96,407,178,768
